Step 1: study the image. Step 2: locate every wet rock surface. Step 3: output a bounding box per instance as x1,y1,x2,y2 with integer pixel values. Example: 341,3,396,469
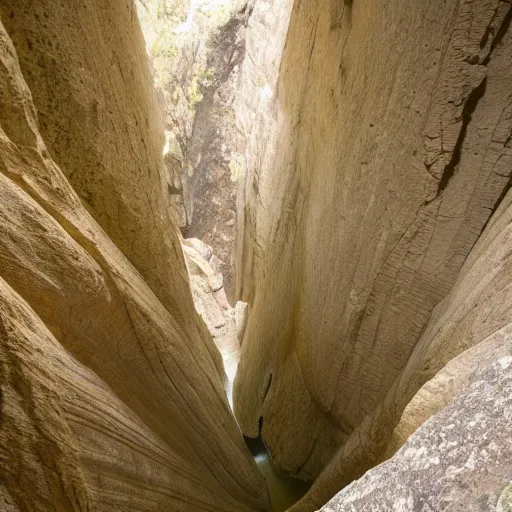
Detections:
246,437,311,512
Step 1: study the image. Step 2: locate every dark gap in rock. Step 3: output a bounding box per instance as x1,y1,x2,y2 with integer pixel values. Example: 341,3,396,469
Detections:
436,77,487,196
244,427,312,512
479,176,512,236
483,5,512,65
263,372,273,402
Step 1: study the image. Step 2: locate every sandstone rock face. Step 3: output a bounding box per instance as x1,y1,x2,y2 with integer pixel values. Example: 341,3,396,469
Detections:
384,324,512,464
1,0,199,332
233,0,294,298
318,340,512,512
183,237,248,405
164,139,191,230
0,10,269,512
234,0,512,506
3,0,512,510
293,187,512,511
0,277,260,511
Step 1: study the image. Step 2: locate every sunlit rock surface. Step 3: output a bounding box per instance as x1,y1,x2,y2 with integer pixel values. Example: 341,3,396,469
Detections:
0,4,269,510
234,0,512,508
1,0,199,332
319,341,512,512
296,188,512,510
136,0,251,299
183,237,247,405
182,237,317,511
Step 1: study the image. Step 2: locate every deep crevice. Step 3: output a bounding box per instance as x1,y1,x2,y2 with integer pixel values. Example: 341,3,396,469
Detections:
479,176,512,236
435,77,487,196
244,418,312,512
482,4,512,65
428,5,511,204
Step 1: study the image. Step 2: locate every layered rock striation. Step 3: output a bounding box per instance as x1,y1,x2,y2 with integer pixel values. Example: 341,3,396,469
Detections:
1,0,512,510
297,187,512,510
233,0,512,508
315,188,512,508
0,4,268,510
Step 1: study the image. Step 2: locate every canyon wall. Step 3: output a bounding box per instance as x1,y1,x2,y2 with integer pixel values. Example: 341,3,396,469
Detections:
1,0,198,330
136,0,251,299
234,0,512,508
302,187,512,510
0,3,269,511
1,0,511,510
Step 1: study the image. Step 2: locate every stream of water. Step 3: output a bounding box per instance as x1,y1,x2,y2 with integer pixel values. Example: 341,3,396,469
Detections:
215,308,310,511
245,435,311,511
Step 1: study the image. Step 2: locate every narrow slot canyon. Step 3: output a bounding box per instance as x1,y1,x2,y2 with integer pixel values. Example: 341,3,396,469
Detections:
1,1,512,512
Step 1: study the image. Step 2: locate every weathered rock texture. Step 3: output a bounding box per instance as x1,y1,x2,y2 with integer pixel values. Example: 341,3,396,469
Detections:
3,0,512,509
0,5,269,511
297,187,512,510
234,0,512,508
183,8,250,300
1,0,197,331
136,0,251,299
319,338,512,512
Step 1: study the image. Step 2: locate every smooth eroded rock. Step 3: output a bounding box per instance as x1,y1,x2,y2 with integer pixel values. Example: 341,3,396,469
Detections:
234,0,512,506
0,11,269,511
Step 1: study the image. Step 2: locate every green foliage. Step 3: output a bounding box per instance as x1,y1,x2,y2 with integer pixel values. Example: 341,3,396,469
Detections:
136,0,242,150
253,76,266,88
199,67,215,88
229,154,245,182
188,75,203,107
153,31,178,59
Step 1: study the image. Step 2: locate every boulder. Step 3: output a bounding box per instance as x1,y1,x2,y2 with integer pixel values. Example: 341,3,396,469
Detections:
319,336,512,512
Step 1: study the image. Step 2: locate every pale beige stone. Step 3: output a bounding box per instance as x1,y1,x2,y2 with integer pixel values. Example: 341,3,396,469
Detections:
0,0,199,335
0,12,268,511
317,332,512,512
234,0,512,507
183,237,248,406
